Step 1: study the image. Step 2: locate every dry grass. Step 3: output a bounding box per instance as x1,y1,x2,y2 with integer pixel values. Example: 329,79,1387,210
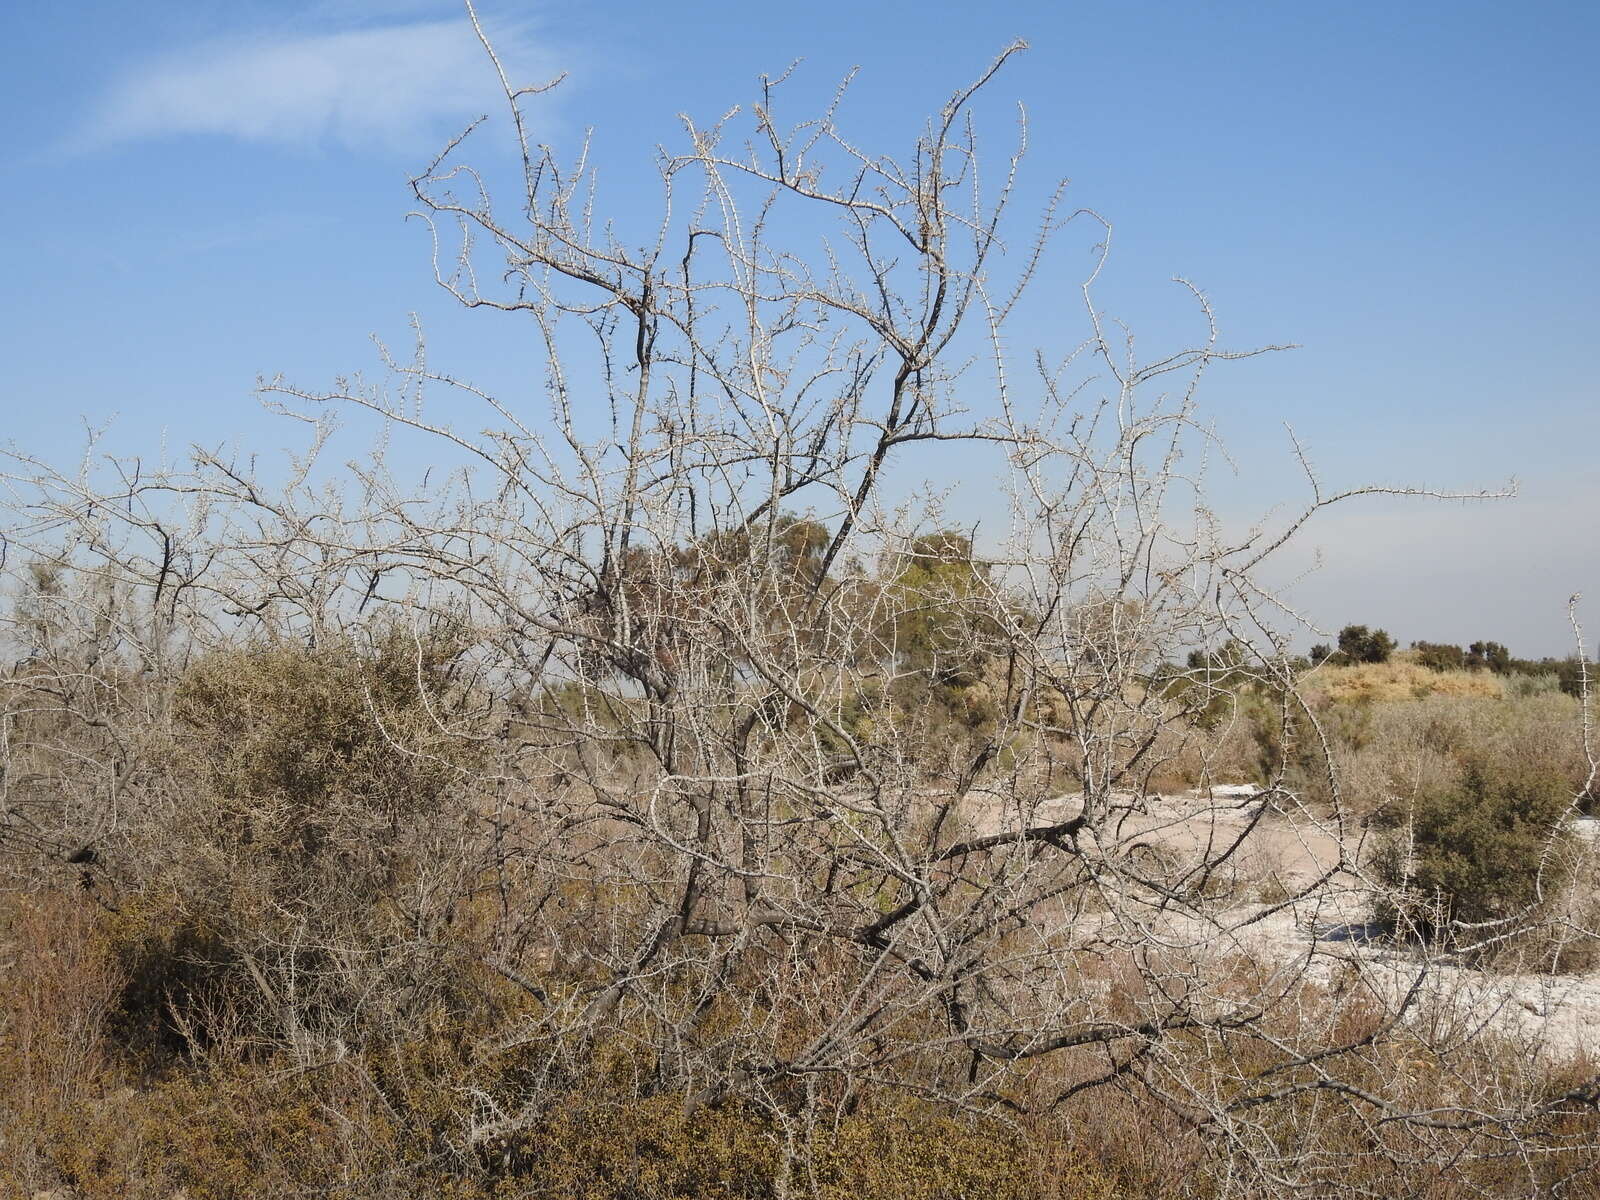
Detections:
1318,690,1590,819
1304,660,1505,705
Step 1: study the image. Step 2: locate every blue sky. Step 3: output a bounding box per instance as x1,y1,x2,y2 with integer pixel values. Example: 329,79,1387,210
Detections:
3,0,1596,654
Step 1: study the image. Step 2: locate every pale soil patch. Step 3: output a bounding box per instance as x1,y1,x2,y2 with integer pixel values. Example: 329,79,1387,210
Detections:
990,785,1600,1060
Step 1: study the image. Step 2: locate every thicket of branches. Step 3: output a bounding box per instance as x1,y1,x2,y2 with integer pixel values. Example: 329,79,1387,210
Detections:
2,12,1597,1197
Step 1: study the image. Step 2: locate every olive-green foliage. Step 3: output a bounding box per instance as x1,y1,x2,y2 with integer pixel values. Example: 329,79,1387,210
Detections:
1142,646,1309,792
1306,688,1591,820
1465,639,1512,673
1157,640,1257,732
1373,759,1575,933
885,532,996,693
1267,694,1377,810
491,1090,1083,1200
575,513,831,690
116,623,488,1058
1411,640,1466,672
1554,656,1596,699
169,623,478,834
1336,624,1395,665
1505,672,1562,699
3,870,1593,1199
1402,630,1595,697
862,531,1011,772
0,893,1115,1200
3,1060,1107,1200
1503,654,1596,699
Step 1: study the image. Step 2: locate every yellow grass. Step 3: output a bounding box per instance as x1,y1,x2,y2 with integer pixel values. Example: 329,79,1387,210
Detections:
1305,660,1504,704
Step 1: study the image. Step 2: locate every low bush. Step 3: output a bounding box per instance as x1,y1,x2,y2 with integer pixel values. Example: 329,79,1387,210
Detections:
0,892,1126,1200
1411,640,1466,672
107,625,492,1062
1372,758,1577,941
1295,689,1591,823
1504,671,1563,699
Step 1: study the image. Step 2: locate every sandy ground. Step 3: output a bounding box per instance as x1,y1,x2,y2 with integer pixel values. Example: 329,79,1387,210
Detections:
995,786,1600,1060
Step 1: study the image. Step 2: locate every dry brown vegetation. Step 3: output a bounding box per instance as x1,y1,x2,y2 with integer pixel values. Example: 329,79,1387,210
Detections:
2,14,1598,1197
1303,659,1507,705
1260,658,1593,821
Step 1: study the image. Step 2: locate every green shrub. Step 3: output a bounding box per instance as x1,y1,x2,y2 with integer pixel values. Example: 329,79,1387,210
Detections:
1555,656,1596,699
1504,672,1562,699
1337,624,1395,665
1411,640,1465,672
1166,640,1257,732
115,622,490,1060
1373,759,1576,937
1465,640,1512,673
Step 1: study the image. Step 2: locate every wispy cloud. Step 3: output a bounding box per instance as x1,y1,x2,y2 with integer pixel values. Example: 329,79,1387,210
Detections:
80,16,556,154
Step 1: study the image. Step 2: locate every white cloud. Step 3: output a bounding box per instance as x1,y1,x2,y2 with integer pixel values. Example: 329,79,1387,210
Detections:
82,17,555,154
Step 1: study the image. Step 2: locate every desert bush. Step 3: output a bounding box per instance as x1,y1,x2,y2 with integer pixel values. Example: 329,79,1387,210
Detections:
1466,640,1513,673
1259,690,1377,812
1139,642,1307,794
105,623,494,1061
1556,655,1597,699
1411,640,1467,672
1337,624,1396,665
1152,640,1256,733
1372,758,1577,940
1505,671,1563,698
483,1089,1101,1200
7,868,1600,1197
1141,701,1270,793
0,890,125,1114
0,902,1127,1200
1299,689,1592,824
